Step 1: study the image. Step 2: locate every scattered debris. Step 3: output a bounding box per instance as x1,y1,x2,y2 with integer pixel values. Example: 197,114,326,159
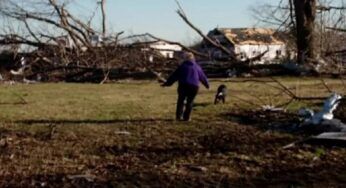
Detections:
10,57,28,76
304,132,346,147
114,131,131,136
262,105,285,112
0,138,8,148
180,164,208,172
23,78,38,84
67,174,97,182
298,108,314,119
297,93,346,134
305,93,342,125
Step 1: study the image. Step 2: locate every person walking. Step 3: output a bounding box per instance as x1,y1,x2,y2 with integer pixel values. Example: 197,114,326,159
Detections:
161,52,209,121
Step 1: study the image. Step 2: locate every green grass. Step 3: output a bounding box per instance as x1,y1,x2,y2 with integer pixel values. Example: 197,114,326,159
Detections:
0,77,345,187
1,77,343,121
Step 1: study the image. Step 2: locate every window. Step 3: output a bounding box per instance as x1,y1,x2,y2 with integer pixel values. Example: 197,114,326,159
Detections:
240,53,245,59
276,50,282,56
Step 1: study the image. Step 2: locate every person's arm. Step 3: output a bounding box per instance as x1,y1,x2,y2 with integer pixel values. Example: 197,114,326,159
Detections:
162,67,180,87
198,66,209,89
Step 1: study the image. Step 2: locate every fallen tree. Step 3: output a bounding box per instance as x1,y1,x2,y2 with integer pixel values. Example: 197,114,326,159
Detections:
0,0,183,83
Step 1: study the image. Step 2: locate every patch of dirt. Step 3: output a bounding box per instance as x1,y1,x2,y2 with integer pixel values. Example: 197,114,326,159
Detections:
0,118,345,187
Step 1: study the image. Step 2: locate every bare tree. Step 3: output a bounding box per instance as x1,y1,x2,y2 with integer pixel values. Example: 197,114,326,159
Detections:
0,0,110,51
252,0,345,68
99,0,106,37
293,0,317,64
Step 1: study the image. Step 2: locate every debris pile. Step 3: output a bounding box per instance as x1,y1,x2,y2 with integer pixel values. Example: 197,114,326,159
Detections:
297,93,346,134
227,93,346,147
0,45,179,83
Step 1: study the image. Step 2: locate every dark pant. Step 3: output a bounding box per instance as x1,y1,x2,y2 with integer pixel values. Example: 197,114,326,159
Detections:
176,84,199,121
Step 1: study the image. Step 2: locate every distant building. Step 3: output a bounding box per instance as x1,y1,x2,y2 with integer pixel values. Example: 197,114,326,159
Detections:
0,44,20,54
54,35,75,49
148,40,182,59
132,40,182,60
201,28,287,63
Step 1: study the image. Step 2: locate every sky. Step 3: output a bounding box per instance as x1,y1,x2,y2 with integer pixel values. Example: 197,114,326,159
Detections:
71,0,282,44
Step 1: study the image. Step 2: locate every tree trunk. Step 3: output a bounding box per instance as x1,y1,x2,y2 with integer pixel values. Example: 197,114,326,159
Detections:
100,0,106,37
293,0,316,64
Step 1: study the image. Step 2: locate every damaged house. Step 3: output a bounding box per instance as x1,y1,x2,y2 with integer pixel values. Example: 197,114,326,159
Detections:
201,28,287,63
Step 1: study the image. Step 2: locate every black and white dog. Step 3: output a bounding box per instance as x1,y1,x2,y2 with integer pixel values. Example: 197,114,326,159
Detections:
214,84,227,104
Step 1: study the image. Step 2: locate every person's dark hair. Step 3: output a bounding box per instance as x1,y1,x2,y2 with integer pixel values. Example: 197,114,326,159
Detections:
183,52,195,62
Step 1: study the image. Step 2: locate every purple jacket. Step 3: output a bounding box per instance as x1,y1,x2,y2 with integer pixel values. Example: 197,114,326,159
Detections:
164,61,209,88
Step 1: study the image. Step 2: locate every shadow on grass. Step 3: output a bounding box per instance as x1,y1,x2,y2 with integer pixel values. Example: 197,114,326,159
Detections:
0,102,27,105
221,110,300,133
193,102,212,108
14,118,174,125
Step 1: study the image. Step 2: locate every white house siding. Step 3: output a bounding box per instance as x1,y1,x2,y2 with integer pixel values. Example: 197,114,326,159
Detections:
0,44,20,53
235,44,286,64
149,42,182,58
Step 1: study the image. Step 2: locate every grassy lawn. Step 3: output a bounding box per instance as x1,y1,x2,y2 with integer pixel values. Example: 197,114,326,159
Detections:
0,78,345,187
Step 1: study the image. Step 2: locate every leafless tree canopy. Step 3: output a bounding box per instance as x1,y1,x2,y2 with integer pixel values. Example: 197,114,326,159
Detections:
0,0,344,83
0,0,99,49
0,0,182,83
252,0,345,67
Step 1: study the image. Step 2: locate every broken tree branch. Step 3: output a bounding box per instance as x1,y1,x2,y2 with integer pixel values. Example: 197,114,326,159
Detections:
326,27,346,32
100,0,106,36
176,10,236,59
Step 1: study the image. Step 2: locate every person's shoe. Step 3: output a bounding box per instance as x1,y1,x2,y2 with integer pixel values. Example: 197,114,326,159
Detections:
183,118,191,122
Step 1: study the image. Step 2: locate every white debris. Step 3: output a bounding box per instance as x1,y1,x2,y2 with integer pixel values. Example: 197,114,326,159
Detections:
299,93,343,125
226,68,237,77
262,105,284,112
312,93,342,124
23,78,38,84
4,80,16,85
67,174,96,182
114,131,131,135
10,57,29,76
10,67,25,75
298,108,314,119
20,57,26,66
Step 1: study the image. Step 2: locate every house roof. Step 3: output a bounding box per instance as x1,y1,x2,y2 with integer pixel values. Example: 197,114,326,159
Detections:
132,39,180,45
211,28,285,45
131,40,161,46
132,40,180,47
